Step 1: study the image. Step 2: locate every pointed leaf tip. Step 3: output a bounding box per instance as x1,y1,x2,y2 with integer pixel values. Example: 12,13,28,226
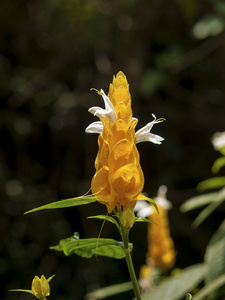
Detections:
24,195,98,214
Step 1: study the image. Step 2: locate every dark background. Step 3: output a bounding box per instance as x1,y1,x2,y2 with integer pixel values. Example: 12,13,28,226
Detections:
1,0,225,299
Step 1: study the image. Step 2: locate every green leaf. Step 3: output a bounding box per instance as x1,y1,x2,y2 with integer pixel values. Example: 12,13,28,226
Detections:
192,188,225,227
8,289,33,295
205,220,225,298
47,274,55,283
142,264,205,300
85,282,133,299
194,273,225,300
87,215,121,232
180,192,219,212
25,195,98,214
134,217,156,224
186,293,192,300
197,177,225,192
50,235,131,259
139,195,159,214
219,145,225,156
212,156,225,173
192,14,225,40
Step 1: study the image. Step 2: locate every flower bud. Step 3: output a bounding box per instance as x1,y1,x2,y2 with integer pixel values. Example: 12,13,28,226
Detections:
121,208,135,228
32,275,50,299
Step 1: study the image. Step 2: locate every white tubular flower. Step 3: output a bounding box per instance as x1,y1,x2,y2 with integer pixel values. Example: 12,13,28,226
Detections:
134,200,154,218
211,132,225,151
85,121,103,134
88,89,117,124
155,185,172,210
134,185,171,218
135,114,164,144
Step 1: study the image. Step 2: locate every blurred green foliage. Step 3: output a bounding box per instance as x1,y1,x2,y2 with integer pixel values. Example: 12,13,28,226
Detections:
0,0,225,299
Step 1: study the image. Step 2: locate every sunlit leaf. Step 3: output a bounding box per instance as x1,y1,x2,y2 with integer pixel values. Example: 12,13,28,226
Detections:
8,289,33,295
138,194,159,213
142,264,205,300
192,201,221,228
219,146,225,156
50,236,132,259
212,157,225,173
180,192,219,212
181,188,225,227
194,274,225,300
192,14,225,40
85,282,133,299
186,293,192,300
88,215,121,232
25,195,98,214
197,177,225,192
204,220,225,298
134,217,156,224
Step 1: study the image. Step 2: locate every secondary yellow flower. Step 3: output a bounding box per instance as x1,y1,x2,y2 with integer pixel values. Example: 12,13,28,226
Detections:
32,275,50,299
148,204,176,270
145,186,176,271
86,72,164,213
137,186,176,290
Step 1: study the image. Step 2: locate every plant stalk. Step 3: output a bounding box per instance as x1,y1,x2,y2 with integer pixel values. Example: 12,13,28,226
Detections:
120,224,142,300
124,247,142,300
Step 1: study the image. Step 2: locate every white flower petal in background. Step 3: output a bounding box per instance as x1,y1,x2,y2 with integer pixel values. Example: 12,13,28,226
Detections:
211,131,225,151
134,200,154,218
154,185,172,210
134,185,171,218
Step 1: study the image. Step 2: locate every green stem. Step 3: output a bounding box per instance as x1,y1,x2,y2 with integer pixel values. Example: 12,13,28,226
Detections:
120,224,142,300
124,248,142,300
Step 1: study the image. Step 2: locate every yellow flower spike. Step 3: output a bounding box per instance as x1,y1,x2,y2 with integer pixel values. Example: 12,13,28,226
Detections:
146,187,176,271
32,275,50,300
147,205,176,270
86,72,164,214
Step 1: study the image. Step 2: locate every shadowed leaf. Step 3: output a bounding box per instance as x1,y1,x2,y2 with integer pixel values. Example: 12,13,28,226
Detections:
50,236,132,259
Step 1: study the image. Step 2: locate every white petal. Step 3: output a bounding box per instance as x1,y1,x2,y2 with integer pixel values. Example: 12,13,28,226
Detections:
135,114,164,144
137,206,154,218
134,200,154,217
131,117,138,122
134,200,149,211
88,89,117,124
155,185,172,210
211,131,225,151
156,197,172,210
85,121,103,134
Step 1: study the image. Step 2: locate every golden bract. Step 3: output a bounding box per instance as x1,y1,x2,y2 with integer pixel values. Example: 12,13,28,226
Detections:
91,72,144,213
147,205,176,270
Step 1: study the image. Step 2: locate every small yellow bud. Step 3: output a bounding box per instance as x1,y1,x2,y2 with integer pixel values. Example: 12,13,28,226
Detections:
121,208,135,228
32,275,50,299
139,264,151,280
